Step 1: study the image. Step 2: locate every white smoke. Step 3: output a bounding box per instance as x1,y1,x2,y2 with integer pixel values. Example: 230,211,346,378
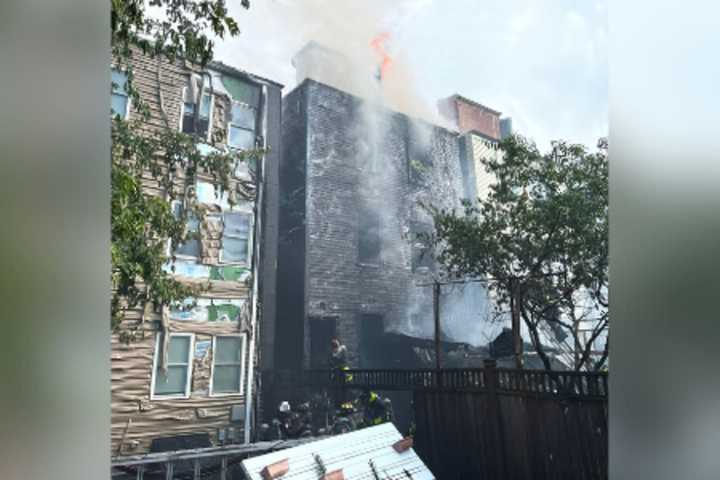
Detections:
220,0,448,125
221,0,504,347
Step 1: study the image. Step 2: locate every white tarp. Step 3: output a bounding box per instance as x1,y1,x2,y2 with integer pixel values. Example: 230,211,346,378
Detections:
241,423,434,480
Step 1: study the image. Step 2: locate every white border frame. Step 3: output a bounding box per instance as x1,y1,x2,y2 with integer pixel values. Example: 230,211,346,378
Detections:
166,199,202,261
150,332,195,400
111,67,131,120
209,333,247,397
218,209,254,266
227,99,257,151
180,86,214,142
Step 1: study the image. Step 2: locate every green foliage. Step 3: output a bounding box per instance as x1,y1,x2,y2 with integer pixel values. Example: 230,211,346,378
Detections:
112,0,247,67
111,0,258,341
425,135,608,371
410,158,428,175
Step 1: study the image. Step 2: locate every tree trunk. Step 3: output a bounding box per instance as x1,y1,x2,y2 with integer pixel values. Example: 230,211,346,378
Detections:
519,301,553,371
510,281,523,369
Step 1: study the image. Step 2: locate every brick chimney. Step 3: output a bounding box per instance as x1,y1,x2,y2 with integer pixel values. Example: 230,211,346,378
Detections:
292,41,354,90
438,94,502,140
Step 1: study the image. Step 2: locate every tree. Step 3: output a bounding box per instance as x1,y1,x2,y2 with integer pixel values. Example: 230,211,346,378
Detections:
425,135,608,371
111,0,258,341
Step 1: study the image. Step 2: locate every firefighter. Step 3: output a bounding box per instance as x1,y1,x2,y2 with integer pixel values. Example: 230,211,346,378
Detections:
329,337,353,382
358,390,389,427
329,337,348,370
329,337,352,406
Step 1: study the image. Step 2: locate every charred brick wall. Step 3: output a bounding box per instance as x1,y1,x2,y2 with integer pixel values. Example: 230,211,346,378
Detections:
275,84,308,370
276,79,470,372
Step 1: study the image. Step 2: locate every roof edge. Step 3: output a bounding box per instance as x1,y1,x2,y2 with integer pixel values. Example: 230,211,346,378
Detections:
449,94,502,116
208,60,284,89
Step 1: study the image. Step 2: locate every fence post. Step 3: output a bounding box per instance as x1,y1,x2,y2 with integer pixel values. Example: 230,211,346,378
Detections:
483,359,506,478
484,359,498,394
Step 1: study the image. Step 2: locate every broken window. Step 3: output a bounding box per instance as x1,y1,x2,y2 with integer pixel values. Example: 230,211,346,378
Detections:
221,75,261,109
111,68,129,119
211,335,246,395
358,210,381,264
228,101,257,150
152,334,193,398
221,212,251,264
410,222,434,272
170,202,201,259
181,83,213,139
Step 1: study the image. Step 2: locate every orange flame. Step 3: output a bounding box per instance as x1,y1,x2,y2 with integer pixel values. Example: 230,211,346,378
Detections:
370,32,393,80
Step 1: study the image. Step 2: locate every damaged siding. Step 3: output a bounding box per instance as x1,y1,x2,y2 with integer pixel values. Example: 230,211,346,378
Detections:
111,51,279,455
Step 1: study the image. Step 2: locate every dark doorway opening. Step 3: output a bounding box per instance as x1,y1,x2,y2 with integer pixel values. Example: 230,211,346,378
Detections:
309,317,337,369
359,314,385,369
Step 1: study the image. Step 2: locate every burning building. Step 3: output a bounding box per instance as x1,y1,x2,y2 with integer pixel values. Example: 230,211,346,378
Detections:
268,43,505,375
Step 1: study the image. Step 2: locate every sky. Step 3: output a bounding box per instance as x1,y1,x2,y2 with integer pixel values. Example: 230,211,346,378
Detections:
213,0,607,152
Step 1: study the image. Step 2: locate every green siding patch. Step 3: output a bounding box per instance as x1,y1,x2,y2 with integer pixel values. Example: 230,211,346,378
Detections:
210,265,250,282
208,303,242,322
221,75,261,107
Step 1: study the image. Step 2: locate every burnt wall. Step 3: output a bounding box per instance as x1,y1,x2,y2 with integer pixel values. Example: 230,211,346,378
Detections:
259,83,282,372
275,85,308,371
283,79,468,370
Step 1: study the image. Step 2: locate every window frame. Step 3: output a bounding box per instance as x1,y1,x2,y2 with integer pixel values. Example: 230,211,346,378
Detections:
209,333,247,397
227,100,257,151
167,200,202,261
218,209,253,266
180,86,214,142
150,332,195,400
111,67,131,120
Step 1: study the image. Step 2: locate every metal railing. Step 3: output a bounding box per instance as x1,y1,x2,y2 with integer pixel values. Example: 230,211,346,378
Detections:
111,437,324,479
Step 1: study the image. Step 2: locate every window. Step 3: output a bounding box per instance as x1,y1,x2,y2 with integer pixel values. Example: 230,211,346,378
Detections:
170,202,201,259
181,88,213,139
358,210,381,265
228,101,257,150
220,212,251,264
111,68,129,119
151,334,194,399
211,335,246,396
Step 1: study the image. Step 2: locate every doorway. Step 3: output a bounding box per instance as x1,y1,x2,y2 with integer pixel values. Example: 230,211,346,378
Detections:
309,316,337,369
359,314,384,368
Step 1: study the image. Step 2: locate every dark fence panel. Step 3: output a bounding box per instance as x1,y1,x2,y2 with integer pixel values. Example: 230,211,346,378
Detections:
261,366,608,479
413,363,608,480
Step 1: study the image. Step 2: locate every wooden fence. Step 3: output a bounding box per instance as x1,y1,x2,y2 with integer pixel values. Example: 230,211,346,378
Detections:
265,365,607,398
412,360,608,480
116,366,606,479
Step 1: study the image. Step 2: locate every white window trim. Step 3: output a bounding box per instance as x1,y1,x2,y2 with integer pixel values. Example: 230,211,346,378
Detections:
227,100,257,151
180,86,214,142
209,333,247,397
218,209,254,266
166,200,201,261
178,86,187,132
205,93,215,143
111,67,132,120
150,332,195,400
